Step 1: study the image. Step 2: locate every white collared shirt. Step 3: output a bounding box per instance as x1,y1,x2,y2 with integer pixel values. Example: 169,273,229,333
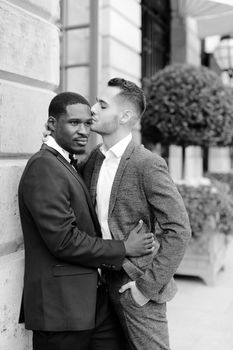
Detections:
96,133,132,240
44,135,70,163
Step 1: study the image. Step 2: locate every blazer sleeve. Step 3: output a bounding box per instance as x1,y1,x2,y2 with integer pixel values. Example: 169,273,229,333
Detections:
135,156,191,300
21,156,125,269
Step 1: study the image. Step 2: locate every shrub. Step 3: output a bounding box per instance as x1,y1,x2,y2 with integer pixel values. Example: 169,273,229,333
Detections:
142,63,233,147
176,178,233,239
207,172,233,193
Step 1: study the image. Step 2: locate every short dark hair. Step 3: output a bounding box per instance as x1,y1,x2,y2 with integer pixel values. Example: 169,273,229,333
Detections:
48,92,90,119
108,78,146,117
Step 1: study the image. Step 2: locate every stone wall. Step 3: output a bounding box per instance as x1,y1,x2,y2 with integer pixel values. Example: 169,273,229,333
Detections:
99,0,142,142
0,1,60,348
100,0,141,87
63,0,90,98
66,0,143,146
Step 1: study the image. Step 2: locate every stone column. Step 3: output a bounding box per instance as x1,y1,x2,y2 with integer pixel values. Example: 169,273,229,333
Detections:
0,1,60,349
169,145,183,181
171,0,201,66
208,147,231,173
184,146,203,179
170,0,202,180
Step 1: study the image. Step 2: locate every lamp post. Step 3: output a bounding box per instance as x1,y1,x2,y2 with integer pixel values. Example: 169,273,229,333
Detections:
213,35,233,86
213,35,233,170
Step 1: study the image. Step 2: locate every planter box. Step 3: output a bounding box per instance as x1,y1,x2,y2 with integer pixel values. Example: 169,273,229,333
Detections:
176,232,229,285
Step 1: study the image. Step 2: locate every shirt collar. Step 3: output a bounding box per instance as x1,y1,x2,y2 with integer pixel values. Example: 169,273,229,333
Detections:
100,133,132,158
44,135,70,163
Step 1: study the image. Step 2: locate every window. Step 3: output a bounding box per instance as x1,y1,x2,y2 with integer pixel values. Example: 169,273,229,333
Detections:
141,0,171,80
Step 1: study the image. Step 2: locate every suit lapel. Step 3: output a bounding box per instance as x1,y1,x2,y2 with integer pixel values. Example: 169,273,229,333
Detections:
42,144,87,192
58,154,90,193
108,141,135,220
90,148,105,206
57,154,102,234
41,144,101,235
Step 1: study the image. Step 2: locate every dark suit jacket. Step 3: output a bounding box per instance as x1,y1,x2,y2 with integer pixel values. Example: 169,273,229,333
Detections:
82,141,191,303
18,144,125,331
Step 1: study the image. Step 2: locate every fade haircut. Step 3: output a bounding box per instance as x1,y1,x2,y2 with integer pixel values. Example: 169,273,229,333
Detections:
48,92,90,120
108,78,146,118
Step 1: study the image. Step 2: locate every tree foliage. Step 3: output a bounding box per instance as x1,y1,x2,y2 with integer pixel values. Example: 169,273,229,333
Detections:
141,63,233,147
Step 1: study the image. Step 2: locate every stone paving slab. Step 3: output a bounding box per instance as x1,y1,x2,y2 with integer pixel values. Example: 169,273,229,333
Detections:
168,237,233,350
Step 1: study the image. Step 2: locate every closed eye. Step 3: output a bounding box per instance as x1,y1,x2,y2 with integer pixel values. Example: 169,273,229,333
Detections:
96,98,108,109
100,104,107,109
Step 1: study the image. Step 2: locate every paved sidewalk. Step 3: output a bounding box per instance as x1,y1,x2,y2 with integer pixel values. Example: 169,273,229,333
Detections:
167,237,233,350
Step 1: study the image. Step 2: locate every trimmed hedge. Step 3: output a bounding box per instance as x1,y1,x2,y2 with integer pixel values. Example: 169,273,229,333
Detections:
177,178,233,239
207,172,233,192
142,63,233,147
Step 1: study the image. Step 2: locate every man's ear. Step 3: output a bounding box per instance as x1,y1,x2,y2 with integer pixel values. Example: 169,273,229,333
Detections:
120,110,133,125
47,116,56,132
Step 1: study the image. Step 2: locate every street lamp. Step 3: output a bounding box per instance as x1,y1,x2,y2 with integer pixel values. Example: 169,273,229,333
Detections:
213,35,233,80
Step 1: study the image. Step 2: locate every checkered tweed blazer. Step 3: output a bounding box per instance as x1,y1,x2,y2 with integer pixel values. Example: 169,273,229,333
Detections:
82,140,191,302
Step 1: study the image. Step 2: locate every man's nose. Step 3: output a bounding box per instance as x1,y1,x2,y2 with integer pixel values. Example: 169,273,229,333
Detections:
91,103,98,114
78,123,88,135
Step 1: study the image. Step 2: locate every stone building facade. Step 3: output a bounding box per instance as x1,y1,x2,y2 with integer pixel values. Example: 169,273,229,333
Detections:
0,1,60,348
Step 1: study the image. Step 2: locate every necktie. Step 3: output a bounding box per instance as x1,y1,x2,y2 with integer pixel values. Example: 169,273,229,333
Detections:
69,153,78,171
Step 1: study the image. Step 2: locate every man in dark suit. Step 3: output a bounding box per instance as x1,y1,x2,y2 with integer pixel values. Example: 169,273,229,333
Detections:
82,79,191,349
18,92,154,350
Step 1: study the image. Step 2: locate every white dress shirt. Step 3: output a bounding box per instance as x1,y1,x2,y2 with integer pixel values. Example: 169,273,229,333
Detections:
96,133,132,240
44,135,70,162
